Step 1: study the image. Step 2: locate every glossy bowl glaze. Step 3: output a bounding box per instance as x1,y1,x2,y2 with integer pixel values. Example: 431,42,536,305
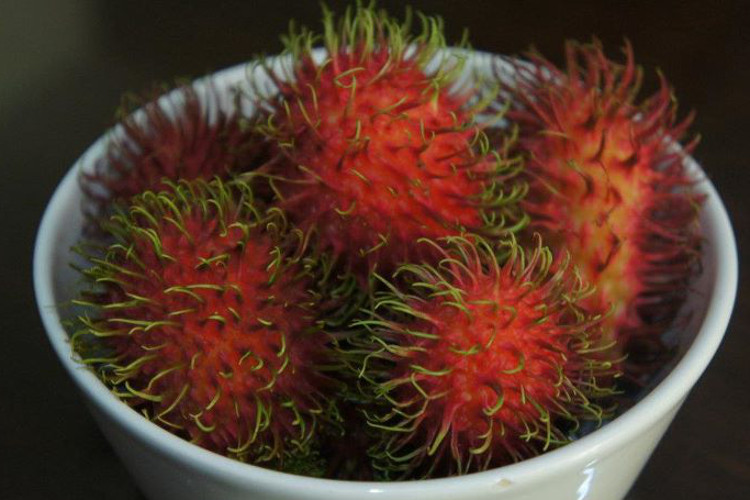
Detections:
34,52,737,500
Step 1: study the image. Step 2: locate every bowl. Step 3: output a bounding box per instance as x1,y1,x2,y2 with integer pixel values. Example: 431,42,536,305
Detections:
33,51,738,500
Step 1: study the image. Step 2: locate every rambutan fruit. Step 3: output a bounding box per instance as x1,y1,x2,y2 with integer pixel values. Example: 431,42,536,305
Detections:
249,4,527,278
502,41,702,364
81,82,266,220
71,178,345,473
352,235,617,479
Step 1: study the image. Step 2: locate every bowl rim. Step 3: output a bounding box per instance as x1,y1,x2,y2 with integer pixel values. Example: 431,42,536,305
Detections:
33,52,738,496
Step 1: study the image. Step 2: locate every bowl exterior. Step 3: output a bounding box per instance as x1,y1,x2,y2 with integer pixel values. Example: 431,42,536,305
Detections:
87,396,685,500
34,53,737,500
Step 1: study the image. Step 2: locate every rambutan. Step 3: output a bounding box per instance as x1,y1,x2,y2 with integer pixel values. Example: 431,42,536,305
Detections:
81,82,266,220
352,235,617,479
249,4,527,278
503,41,702,363
71,179,344,472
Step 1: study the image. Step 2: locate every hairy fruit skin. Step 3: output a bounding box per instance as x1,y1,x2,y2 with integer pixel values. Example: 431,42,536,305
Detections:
504,41,702,363
252,5,527,278
72,179,340,471
353,236,617,479
81,83,266,220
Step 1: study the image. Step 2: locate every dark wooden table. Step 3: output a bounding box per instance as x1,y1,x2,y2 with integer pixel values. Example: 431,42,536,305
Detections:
2,1,747,498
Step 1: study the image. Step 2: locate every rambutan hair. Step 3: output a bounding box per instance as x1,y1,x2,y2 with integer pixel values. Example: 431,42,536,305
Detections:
350,235,618,479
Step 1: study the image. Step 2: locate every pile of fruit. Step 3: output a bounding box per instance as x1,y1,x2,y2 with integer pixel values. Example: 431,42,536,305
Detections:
70,3,703,480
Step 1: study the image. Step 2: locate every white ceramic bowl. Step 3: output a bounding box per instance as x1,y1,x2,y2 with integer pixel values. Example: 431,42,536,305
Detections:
34,52,737,500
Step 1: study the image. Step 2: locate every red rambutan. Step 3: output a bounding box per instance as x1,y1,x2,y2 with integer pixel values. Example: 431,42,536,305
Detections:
249,4,527,278
352,235,617,479
72,179,344,472
81,82,266,219
503,41,702,362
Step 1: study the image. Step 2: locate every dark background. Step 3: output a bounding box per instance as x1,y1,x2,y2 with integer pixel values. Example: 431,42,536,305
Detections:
1,1,747,498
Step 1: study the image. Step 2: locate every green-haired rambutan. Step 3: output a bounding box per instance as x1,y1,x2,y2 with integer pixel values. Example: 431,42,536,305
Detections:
351,235,617,479
249,3,527,278
71,178,346,473
502,41,702,368
81,83,266,220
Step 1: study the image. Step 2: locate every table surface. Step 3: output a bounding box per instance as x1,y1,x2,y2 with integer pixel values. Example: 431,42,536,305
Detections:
2,1,748,498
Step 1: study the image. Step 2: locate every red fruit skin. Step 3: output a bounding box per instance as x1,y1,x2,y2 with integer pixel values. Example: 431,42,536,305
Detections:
253,8,525,279
81,83,265,219
505,41,702,364
358,237,614,478
75,181,335,466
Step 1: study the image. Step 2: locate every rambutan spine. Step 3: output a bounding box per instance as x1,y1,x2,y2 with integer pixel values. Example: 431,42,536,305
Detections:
349,235,618,479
